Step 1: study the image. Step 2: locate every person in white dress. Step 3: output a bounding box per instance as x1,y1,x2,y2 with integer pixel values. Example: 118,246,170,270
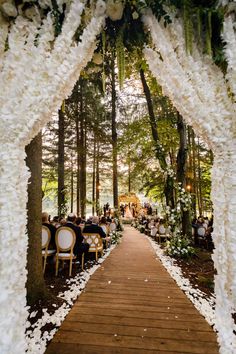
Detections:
124,204,133,219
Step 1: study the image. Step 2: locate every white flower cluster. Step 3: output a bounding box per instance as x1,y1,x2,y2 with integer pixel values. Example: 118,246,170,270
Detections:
163,166,175,178
165,235,195,258
165,205,179,226
176,184,192,211
110,230,123,244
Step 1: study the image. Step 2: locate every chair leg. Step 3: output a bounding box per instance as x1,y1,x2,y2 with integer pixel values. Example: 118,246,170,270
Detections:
43,255,47,274
96,251,98,262
55,256,59,276
81,253,84,270
69,258,72,277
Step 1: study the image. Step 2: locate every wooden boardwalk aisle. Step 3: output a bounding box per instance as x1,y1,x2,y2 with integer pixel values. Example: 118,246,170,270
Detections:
46,226,219,354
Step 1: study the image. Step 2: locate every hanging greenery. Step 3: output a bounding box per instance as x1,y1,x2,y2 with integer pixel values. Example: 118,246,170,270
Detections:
183,0,193,54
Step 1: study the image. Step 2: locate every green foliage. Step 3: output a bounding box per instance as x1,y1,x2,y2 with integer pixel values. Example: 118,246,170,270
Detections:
110,230,123,244
165,233,195,258
137,224,145,233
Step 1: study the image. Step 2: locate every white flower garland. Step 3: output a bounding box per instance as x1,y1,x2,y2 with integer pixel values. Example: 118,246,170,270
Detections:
0,1,106,353
142,10,236,354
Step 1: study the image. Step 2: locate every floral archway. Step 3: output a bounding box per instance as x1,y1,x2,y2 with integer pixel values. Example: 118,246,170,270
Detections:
0,0,235,353
118,192,141,207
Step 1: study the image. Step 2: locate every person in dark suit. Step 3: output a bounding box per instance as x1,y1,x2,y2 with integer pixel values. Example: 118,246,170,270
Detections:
83,216,107,238
63,213,89,258
42,212,56,249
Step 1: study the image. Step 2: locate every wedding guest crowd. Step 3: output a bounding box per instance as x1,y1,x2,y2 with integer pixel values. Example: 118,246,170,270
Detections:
42,212,117,259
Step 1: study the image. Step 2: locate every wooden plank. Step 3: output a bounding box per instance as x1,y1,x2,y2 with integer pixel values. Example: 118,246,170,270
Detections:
79,291,191,305
74,300,200,315
65,313,213,332
46,342,182,354
60,321,217,342
83,287,187,299
67,308,206,326
52,331,218,353
77,293,193,305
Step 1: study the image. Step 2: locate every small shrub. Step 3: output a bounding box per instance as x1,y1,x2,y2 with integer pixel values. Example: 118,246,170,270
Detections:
110,230,123,244
165,234,195,259
137,225,145,233
131,220,139,228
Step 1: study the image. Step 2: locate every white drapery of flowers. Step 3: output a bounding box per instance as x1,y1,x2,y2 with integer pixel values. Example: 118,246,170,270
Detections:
143,10,236,354
0,1,106,353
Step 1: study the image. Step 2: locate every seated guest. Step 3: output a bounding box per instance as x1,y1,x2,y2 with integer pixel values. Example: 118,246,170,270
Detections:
75,216,82,226
75,216,85,231
42,212,56,249
83,216,107,239
59,216,67,226
99,216,109,235
85,216,93,225
62,213,89,259
51,216,61,228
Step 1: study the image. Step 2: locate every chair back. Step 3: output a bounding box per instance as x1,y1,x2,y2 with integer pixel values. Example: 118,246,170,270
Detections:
150,226,157,237
197,226,206,237
159,225,166,235
42,226,51,249
55,227,76,252
109,222,116,232
83,233,103,250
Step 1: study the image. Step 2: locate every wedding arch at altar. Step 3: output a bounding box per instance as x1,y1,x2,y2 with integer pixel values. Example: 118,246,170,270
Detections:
0,0,235,353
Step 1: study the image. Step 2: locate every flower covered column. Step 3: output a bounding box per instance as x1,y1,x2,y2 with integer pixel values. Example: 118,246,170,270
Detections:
0,1,106,352
212,146,236,353
143,9,236,354
0,144,29,354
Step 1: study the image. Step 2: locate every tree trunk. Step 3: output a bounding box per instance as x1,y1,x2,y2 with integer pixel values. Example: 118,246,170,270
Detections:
176,114,191,236
26,133,49,305
187,126,196,216
111,50,119,209
58,108,65,216
197,137,203,215
96,142,100,216
80,102,87,218
191,128,197,216
70,154,74,213
76,85,81,216
128,151,131,193
140,68,174,208
92,137,96,216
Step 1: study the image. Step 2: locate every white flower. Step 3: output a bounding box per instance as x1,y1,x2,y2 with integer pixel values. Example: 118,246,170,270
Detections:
95,0,106,17
106,0,124,21
1,1,17,17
